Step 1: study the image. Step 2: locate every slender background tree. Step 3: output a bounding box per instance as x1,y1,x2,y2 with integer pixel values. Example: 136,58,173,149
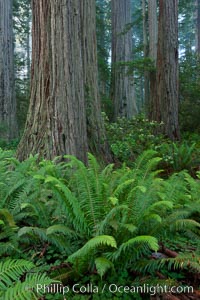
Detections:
13,0,31,131
148,0,158,119
142,0,149,111
111,0,138,119
0,0,18,141
197,0,200,54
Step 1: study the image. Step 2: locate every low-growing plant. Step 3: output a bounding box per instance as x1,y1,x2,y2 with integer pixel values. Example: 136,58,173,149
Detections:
155,141,200,175
0,259,55,300
0,150,200,299
105,115,200,175
105,114,165,164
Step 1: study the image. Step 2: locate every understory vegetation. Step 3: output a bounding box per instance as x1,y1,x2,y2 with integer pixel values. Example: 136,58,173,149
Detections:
0,122,200,299
1,0,200,299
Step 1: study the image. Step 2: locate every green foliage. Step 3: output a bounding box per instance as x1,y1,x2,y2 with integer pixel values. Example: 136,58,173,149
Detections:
0,138,19,150
117,58,156,75
13,0,31,132
0,150,200,298
96,0,112,117
105,114,165,164
95,257,114,278
179,54,200,132
68,235,117,262
155,141,200,175
105,115,200,175
0,259,54,300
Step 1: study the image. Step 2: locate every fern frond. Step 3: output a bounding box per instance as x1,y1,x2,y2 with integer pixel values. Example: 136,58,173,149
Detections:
171,219,200,231
3,273,55,300
0,209,16,227
44,176,87,233
112,236,159,261
134,150,158,171
64,154,114,234
46,224,78,237
136,252,200,274
97,205,129,234
0,259,34,289
143,213,162,224
121,223,138,233
149,201,173,211
113,179,135,198
95,257,114,278
68,235,117,262
18,226,48,241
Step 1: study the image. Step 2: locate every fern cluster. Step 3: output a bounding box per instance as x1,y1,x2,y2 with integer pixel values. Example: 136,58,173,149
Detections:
0,149,199,299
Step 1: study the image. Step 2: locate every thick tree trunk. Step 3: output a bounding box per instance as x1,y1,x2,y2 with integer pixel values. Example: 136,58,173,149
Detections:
16,0,88,162
80,0,112,162
153,0,180,140
111,0,137,119
148,0,157,119
0,0,18,140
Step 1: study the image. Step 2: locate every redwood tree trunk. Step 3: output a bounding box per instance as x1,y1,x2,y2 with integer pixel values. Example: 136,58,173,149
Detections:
197,0,200,54
80,0,112,162
111,0,137,119
153,0,180,140
142,0,149,112
0,0,18,140
16,0,88,162
148,0,158,119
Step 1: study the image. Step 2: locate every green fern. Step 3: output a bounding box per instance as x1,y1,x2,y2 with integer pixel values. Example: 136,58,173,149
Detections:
0,259,34,289
111,236,159,261
68,235,117,262
135,252,200,275
95,257,114,278
0,150,200,288
0,259,55,300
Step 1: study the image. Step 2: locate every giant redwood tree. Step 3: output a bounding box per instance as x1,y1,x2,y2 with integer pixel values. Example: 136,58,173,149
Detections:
17,0,110,162
16,0,88,162
152,0,180,140
0,0,18,140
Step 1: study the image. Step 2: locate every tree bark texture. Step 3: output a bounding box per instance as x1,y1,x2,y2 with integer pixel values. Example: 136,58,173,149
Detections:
142,0,149,112
153,0,180,140
17,0,88,162
111,0,137,119
80,0,112,162
26,1,31,91
148,0,158,119
0,0,18,140
148,0,157,62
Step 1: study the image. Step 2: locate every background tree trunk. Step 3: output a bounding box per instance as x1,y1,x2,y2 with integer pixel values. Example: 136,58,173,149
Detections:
197,0,200,54
142,0,149,113
0,0,18,140
111,0,137,119
26,0,31,95
16,0,88,162
148,0,158,119
153,0,180,140
80,0,112,162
